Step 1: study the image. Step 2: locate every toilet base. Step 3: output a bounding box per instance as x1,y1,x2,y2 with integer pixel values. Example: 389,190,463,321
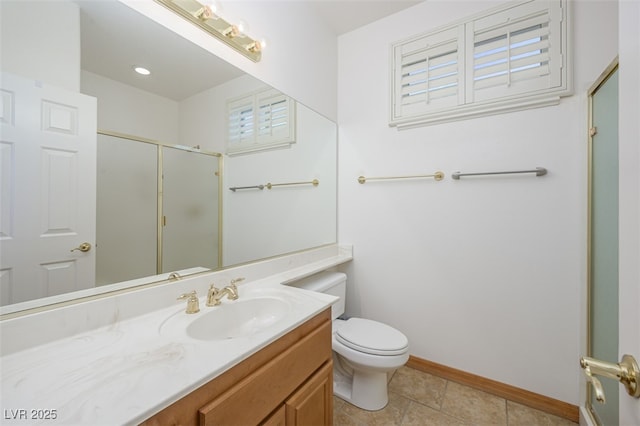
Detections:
333,363,389,411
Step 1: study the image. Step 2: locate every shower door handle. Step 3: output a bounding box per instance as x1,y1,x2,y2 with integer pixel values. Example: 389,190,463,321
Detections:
580,354,640,403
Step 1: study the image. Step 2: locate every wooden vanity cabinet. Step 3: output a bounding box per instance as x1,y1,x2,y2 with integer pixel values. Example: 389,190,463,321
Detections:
258,361,332,426
141,309,333,426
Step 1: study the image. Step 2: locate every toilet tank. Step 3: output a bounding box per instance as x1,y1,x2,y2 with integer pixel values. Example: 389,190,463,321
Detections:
287,271,346,320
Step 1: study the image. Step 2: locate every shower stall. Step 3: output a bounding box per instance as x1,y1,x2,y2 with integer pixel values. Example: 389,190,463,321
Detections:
96,132,221,286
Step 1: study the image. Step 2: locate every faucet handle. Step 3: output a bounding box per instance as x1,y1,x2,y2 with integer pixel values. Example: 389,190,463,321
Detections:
207,283,221,307
230,277,245,287
177,290,200,314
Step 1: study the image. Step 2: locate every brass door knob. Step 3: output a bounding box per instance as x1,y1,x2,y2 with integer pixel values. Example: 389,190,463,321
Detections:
70,242,92,253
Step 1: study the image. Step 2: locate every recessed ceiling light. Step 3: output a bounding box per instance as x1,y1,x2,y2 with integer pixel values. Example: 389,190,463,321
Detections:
134,66,151,76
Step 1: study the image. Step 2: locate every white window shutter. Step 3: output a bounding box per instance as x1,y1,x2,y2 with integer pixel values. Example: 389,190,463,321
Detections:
390,0,570,128
227,88,296,154
227,95,254,148
469,0,562,103
392,26,461,122
256,88,294,144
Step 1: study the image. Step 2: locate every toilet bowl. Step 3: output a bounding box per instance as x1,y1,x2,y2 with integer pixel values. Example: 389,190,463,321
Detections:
287,272,409,411
332,317,409,410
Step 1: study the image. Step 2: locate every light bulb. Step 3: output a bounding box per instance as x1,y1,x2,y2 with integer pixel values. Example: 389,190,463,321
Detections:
236,20,248,37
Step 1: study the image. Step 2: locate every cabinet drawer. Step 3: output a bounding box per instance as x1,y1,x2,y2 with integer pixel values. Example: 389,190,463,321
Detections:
199,320,331,425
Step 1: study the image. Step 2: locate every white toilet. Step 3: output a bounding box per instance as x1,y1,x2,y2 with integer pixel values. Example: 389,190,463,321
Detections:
289,271,409,411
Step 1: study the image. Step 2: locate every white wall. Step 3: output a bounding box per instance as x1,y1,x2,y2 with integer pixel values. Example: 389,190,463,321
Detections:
0,0,80,91
81,71,180,142
337,0,617,405
120,0,338,122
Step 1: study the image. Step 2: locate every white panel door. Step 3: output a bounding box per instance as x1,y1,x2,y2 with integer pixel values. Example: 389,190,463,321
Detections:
0,72,97,305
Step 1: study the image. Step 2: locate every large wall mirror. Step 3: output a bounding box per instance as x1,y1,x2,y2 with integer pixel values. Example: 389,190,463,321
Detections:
0,0,337,315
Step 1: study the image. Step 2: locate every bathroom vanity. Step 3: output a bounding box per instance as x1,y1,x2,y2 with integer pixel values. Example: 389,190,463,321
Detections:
143,309,333,425
0,245,351,425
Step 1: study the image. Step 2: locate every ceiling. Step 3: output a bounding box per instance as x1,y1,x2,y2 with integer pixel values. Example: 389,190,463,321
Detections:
307,1,423,35
78,1,422,101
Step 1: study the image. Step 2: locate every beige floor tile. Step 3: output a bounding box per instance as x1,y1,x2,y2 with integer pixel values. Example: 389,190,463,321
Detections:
334,409,362,426
333,367,575,426
440,382,507,426
338,391,411,426
401,400,469,426
506,401,577,426
388,366,448,410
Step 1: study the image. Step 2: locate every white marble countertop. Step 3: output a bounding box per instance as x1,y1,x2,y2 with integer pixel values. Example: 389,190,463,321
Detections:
0,246,351,425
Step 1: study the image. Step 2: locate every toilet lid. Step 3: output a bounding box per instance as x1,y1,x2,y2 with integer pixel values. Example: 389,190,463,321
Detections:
335,318,408,356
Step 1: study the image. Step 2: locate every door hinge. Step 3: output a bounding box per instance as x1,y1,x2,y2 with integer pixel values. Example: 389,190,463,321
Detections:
589,127,598,137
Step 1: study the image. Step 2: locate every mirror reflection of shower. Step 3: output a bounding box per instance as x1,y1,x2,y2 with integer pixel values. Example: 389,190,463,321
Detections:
96,133,220,286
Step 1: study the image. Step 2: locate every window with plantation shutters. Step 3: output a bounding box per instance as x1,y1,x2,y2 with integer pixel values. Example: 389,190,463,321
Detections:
227,87,295,154
394,26,461,119
228,95,254,147
390,0,570,128
256,89,292,143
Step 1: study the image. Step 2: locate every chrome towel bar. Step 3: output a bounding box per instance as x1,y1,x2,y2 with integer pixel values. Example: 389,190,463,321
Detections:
229,179,319,192
451,167,547,180
229,185,265,192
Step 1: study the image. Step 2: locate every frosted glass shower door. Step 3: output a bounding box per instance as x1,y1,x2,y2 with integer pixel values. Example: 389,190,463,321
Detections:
588,66,619,426
96,134,158,286
161,147,220,273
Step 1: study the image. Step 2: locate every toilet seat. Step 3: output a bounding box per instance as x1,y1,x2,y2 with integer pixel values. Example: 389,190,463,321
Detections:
335,318,408,356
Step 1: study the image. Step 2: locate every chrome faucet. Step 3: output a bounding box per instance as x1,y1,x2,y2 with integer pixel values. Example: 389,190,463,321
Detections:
206,278,245,306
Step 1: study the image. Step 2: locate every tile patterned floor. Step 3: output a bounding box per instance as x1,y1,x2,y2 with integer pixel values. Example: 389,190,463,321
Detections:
333,366,577,426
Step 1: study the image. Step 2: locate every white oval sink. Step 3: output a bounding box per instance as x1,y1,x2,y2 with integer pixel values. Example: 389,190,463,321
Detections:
185,297,290,341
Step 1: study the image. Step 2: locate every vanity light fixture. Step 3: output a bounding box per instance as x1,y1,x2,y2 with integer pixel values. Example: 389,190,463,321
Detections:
155,0,262,62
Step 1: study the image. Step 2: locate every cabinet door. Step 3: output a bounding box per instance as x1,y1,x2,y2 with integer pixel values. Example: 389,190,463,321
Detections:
199,321,332,426
285,361,333,426
261,406,286,426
